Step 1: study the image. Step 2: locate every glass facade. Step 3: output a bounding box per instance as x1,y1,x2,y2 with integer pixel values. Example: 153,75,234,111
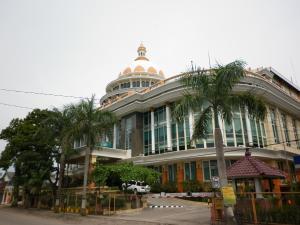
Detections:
168,164,177,182
203,160,219,181
154,106,167,154
292,119,300,149
125,116,133,150
143,112,152,155
142,104,270,154
270,109,279,144
184,161,196,181
281,113,290,146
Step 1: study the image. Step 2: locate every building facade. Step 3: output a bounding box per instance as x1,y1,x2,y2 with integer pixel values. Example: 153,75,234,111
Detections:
70,44,300,192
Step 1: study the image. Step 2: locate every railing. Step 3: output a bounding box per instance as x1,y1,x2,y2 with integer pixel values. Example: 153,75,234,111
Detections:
51,187,146,215
100,70,299,110
211,192,300,225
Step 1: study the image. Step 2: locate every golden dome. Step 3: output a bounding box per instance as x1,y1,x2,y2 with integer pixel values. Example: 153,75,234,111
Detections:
148,66,157,74
123,67,132,75
134,65,145,73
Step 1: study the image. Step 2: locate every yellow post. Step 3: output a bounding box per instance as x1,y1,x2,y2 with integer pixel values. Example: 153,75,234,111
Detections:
251,193,258,224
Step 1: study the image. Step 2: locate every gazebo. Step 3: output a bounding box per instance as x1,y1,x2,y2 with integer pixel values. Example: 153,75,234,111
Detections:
227,150,286,198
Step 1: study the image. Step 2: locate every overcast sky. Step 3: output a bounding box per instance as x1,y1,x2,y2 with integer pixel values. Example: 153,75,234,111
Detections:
0,0,299,151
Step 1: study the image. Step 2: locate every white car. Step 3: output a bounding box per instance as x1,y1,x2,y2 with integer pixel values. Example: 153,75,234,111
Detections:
122,180,151,193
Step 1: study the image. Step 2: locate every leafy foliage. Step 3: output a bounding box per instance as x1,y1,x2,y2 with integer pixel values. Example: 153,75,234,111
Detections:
93,163,160,187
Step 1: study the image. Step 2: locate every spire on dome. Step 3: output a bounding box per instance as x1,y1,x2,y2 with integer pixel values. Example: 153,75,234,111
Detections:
135,43,149,61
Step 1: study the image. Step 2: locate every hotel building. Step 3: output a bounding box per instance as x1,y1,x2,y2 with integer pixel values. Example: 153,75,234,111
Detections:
70,44,300,192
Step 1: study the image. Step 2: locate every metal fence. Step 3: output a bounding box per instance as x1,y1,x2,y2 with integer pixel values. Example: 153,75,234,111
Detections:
234,192,300,225
211,192,300,225
54,188,145,215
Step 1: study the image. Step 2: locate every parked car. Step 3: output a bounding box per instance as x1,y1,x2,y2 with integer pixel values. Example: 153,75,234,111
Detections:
122,180,151,193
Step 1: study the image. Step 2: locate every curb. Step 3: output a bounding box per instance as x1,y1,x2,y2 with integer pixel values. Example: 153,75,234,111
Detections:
149,205,184,208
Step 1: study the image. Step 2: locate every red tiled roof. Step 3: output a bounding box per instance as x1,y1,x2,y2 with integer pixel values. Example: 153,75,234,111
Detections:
227,152,285,179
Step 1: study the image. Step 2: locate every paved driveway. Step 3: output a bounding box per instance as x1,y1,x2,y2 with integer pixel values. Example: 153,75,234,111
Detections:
114,196,211,225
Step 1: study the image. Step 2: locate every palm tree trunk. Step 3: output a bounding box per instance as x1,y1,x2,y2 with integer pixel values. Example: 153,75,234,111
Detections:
81,146,91,216
214,112,236,225
55,151,65,213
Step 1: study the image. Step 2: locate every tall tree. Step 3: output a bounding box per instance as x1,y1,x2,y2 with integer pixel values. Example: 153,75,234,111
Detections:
0,109,60,207
174,60,266,224
70,95,116,216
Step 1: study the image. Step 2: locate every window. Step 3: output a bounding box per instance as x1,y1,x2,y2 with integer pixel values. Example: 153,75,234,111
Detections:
168,164,177,182
113,85,119,91
125,117,133,150
203,160,219,181
292,119,300,149
121,82,130,89
132,81,140,88
281,114,290,146
184,161,196,181
142,81,150,87
270,109,279,144
233,110,244,146
143,112,152,155
154,106,167,154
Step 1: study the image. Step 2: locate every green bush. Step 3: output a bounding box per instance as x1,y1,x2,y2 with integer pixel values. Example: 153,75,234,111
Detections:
150,182,178,193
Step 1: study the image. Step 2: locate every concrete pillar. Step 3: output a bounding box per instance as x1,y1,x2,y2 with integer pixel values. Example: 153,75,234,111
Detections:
177,163,184,192
245,107,253,146
254,178,263,198
183,119,187,150
1,190,5,204
151,109,155,154
188,110,194,143
113,123,117,149
166,104,172,151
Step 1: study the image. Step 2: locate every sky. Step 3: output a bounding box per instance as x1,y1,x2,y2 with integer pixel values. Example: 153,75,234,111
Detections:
0,0,299,152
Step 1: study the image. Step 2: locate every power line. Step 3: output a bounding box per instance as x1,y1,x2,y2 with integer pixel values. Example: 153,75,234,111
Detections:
0,102,34,110
0,88,100,101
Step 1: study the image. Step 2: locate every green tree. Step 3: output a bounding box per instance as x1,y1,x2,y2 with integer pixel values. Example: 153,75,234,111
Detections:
0,109,61,208
69,95,116,215
174,60,266,224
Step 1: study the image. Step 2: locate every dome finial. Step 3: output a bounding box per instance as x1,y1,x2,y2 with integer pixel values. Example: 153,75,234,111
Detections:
135,43,149,61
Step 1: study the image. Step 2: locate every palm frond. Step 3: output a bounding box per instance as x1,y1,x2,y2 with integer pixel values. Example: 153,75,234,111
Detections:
228,93,267,120
215,60,246,95
172,93,204,122
192,106,212,140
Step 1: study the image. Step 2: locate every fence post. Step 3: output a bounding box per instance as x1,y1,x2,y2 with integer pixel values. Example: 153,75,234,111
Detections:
114,194,116,214
108,194,111,216
251,193,258,224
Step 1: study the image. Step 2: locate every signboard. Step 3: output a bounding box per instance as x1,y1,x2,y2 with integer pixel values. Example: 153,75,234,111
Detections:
221,185,236,206
211,176,220,189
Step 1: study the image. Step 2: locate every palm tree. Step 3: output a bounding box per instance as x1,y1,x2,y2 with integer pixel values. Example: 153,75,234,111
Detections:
52,106,77,212
174,60,266,224
70,95,116,216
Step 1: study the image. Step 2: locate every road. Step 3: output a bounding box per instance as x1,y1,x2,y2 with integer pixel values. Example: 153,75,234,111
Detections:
0,198,210,225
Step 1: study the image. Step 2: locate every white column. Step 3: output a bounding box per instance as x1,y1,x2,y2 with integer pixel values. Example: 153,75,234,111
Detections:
245,107,253,146
239,107,246,146
176,123,179,151
151,109,155,154
188,110,194,138
166,104,172,151
188,110,194,146
254,178,263,198
1,190,5,204
113,123,117,149
183,119,187,150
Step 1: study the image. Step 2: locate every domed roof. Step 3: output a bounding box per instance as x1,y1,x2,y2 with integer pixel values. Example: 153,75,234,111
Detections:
119,44,165,78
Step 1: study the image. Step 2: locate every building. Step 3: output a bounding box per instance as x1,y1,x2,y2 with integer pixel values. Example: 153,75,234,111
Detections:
69,44,300,192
